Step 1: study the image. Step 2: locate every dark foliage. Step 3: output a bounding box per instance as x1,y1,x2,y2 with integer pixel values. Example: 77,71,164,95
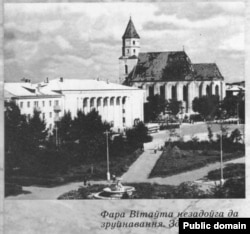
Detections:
192,95,220,120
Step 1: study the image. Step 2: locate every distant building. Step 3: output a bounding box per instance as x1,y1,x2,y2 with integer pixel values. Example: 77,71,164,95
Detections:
119,18,226,114
4,78,145,131
226,81,245,97
4,81,62,130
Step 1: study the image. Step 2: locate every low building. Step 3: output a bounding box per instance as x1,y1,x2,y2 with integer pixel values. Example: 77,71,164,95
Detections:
4,78,145,131
4,81,62,130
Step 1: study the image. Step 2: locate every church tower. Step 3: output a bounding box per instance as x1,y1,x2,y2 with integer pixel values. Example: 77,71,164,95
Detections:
119,17,140,84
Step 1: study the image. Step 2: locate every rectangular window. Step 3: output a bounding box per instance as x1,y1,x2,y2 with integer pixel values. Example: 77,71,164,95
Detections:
123,109,125,114
20,102,23,108
55,100,59,106
49,100,52,107
34,101,38,107
123,117,126,123
49,112,52,118
27,101,30,108
42,101,45,107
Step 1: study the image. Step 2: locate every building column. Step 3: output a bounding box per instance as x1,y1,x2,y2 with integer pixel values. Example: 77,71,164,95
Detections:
187,82,194,113
211,82,215,95
177,82,183,101
166,83,172,100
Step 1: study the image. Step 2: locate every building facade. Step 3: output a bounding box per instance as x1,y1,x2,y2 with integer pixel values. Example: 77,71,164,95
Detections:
119,18,226,114
4,78,145,131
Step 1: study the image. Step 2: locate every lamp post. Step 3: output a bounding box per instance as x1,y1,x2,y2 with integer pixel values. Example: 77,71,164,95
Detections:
219,107,225,186
105,130,110,181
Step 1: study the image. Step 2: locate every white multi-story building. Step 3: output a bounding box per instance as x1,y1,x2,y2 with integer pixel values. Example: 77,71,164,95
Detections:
4,78,145,131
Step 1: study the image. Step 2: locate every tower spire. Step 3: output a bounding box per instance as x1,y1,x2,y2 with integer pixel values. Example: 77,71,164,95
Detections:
122,17,140,39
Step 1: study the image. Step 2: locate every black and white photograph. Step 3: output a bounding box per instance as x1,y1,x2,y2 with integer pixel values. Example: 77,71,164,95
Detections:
1,1,249,233
4,1,246,200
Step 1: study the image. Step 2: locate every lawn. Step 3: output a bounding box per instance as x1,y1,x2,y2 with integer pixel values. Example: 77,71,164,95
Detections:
149,144,244,178
6,148,143,189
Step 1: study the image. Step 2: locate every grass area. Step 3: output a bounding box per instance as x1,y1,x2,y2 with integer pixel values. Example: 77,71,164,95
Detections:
206,163,245,180
6,148,143,188
149,144,244,178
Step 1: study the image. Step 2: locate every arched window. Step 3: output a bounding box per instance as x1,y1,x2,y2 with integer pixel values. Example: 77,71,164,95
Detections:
160,85,165,99
206,85,210,96
183,85,188,102
149,86,154,97
215,85,219,96
125,65,128,74
199,84,203,97
133,40,135,45
172,85,177,99
133,49,136,54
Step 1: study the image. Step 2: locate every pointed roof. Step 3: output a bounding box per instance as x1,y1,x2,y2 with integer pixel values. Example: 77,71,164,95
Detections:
122,17,140,39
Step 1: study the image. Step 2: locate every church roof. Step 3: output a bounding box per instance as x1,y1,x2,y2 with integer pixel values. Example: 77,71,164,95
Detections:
192,63,223,80
126,52,224,83
122,18,140,39
126,51,193,82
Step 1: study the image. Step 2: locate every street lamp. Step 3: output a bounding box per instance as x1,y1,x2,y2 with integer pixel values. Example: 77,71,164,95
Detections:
105,130,110,181
219,107,225,186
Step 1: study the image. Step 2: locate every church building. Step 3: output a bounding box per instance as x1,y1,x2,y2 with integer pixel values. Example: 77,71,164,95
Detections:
119,17,226,114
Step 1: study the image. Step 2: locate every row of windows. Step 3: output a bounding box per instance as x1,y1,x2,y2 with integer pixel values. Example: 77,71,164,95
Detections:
26,112,54,120
126,40,136,45
19,100,60,109
126,49,136,54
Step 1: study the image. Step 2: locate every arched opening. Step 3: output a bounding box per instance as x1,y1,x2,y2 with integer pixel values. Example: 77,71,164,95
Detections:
116,97,120,105
104,97,108,107
215,85,219,96
110,97,115,106
206,85,210,96
97,98,101,107
171,85,177,99
125,65,128,74
83,98,88,108
183,85,188,102
90,98,95,110
149,86,154,97
160,85,165,99
199,84,203,97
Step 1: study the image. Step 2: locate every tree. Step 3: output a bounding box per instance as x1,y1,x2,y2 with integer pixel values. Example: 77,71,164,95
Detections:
126,121,152,147
57,111,73,143
5,101,27,153
145,94,167,122
70,109,111,161
192,95,220,120
167,99,182,116
27,110,48,150
221,95,238,117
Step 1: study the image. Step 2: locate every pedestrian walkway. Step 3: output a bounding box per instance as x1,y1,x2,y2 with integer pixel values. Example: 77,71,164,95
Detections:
122,149,162,182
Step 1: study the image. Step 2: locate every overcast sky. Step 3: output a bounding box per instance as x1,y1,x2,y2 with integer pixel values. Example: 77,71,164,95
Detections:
4,2,244,83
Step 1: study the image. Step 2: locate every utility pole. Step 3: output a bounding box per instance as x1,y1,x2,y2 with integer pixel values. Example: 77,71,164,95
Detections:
105,130,110,181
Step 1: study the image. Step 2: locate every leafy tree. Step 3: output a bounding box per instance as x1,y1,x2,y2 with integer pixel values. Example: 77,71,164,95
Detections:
126,121,152,147
27,110,48,149
167,99,182,116
192,95,220,120
145,94,167,122
70,109,111,161
5,101,27,153
57,111,73,143
221,95,238,117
